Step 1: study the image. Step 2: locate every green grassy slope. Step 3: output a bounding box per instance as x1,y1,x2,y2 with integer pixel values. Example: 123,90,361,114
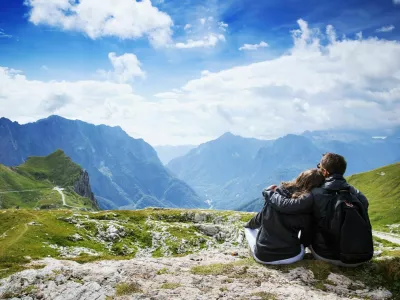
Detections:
0,165,59,209
347,162,400,232
0,209,252,278
0,150,96,210
16,149,82,187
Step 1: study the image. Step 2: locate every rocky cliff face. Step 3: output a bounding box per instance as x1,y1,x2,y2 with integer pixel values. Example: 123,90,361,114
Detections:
73,170,98,209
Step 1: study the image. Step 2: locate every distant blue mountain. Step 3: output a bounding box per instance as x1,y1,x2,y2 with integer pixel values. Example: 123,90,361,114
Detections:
0,116,205,210
167,130,399,210
155,145,197,165
167,132,272,209
236,197,264,213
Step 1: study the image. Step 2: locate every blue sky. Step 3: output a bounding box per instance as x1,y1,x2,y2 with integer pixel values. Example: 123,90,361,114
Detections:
0,0,400,145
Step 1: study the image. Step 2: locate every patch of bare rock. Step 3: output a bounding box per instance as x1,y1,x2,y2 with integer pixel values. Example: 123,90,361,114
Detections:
0,248,392,300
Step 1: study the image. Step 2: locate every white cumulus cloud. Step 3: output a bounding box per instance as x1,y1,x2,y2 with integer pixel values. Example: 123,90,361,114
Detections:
25,0,173,47
164,19,400,142
184,24,192,31
376,25,395,33
98,52,145,83
1,19,400,145
239,41,268,51
175,33,225,49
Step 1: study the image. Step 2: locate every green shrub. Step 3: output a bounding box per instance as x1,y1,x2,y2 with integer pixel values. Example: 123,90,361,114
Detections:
115,282,142,296
160,282,181,289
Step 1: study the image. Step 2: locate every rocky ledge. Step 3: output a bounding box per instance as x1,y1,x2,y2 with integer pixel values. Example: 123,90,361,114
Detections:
0,248,393,300
0,209,397,299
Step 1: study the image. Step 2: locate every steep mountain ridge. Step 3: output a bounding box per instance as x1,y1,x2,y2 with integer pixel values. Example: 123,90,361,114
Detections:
0,150,98,210
0,116,205,210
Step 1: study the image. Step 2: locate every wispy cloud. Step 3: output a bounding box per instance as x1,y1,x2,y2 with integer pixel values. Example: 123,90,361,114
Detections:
184,24,192,31
239,41,268,51
175,33,225,49
394,0,400,5
218,21,228,32
0,28,12,38
376,25,395,33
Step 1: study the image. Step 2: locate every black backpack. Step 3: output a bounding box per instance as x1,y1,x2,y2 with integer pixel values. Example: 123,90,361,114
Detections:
323,188,374,264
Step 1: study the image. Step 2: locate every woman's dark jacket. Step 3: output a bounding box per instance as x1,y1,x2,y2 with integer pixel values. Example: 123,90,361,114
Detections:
245,186,312,262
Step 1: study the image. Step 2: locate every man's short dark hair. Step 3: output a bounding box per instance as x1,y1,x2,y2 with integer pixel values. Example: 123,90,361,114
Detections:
320,153,347,175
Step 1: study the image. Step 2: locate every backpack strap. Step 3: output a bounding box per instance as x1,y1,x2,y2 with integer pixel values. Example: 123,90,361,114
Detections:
335,199,348,210
334,189,354,209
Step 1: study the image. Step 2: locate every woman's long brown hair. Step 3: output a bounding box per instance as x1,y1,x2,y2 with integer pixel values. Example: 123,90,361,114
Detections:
281,169,325,198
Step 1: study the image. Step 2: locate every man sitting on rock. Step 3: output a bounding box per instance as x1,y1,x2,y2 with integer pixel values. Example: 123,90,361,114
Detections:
268,153,374,267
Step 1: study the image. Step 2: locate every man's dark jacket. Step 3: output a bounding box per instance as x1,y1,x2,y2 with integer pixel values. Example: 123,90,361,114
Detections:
245,186,312,262
268,174,371,260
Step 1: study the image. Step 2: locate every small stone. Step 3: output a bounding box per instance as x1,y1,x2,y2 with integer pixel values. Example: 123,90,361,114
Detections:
194,213,208,223
28,221,41,226
231,252,238,256
55,274,66,285
195,224,220,236
68,234,84,242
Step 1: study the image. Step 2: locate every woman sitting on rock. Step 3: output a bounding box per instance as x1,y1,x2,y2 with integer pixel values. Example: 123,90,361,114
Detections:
244,169,324,265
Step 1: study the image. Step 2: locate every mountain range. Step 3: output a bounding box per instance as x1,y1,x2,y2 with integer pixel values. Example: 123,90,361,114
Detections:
1,115,399,211
0,116,205,210
167,130,400,209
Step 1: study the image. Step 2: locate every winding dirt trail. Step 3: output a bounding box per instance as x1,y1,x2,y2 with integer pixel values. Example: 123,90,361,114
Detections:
0,211,39,256
53,187,66,206
373,231,400,245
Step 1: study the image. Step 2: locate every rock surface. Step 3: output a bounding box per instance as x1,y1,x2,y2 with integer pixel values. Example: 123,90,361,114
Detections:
0,248,392,300
73,170,99,209
0,209,396,300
